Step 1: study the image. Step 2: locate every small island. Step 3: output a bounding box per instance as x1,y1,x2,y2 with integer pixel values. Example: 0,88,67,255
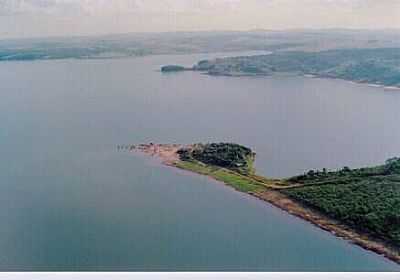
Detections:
133,142,400,265
161,65,191,72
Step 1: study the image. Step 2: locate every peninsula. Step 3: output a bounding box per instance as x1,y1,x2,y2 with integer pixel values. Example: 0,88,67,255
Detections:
163,48,400,88
133,142,400,265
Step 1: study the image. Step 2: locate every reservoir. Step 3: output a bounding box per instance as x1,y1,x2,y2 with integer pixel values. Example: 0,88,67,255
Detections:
1,52,399,271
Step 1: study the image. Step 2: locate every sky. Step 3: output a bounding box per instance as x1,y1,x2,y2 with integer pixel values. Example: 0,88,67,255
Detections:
0,0,399,39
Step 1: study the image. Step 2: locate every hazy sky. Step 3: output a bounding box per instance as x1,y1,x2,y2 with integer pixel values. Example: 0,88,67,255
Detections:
1,0,399,39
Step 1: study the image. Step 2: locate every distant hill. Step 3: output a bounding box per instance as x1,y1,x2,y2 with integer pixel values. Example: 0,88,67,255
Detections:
1,29,400,61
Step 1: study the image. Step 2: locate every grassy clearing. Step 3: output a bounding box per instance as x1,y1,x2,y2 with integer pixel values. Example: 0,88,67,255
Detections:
174,160,266,193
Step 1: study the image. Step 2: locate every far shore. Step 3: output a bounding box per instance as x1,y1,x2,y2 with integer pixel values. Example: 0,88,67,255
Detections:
161,64,400,90
206,71,400,90
132,143,400,266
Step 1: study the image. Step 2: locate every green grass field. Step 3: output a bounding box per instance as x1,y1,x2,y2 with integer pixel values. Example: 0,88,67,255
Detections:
174,160,265,193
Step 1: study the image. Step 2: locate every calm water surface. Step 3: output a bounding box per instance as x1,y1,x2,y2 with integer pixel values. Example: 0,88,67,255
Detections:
1,52,400,271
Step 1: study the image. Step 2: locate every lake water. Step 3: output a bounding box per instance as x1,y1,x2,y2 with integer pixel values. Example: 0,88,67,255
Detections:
1,52,400,271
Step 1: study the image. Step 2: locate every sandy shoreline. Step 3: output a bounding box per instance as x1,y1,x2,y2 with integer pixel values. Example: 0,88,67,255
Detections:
132,143,400,265
134,143,185,165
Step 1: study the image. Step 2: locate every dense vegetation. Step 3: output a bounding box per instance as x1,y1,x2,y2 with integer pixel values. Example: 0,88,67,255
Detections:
284,158,400,246
177,143,255,174
195,48,400,87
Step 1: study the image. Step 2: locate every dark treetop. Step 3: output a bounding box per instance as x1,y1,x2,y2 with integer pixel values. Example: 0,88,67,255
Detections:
178,143,255,174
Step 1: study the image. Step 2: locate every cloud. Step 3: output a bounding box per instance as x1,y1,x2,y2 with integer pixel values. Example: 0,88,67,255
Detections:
0,0,249,16
2,1,397,16
0,0,80,15
0,1,399,39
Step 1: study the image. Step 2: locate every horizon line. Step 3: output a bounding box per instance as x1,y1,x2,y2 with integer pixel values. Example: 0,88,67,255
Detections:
1,27,400,42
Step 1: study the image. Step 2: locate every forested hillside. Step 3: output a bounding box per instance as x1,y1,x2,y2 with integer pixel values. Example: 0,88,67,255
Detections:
284,158,400,246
